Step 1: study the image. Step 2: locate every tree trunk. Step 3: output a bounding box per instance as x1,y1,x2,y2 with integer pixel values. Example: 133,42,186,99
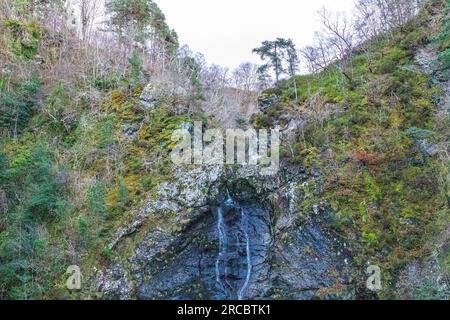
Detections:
274,44,279,82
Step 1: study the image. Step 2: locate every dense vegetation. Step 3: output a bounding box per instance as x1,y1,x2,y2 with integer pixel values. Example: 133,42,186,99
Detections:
0,0,193,299
0,0,448,299
253,0,449,299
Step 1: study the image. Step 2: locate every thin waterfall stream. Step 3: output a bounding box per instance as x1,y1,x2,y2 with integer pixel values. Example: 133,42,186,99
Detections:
136,184,352,300
214,190,255,300
238,207,252,300
135,186,287,300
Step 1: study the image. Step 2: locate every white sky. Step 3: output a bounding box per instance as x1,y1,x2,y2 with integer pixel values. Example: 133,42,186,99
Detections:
157,0,355,70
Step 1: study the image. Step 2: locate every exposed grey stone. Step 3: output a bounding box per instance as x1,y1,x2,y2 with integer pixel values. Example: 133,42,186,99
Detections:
139,84,159,109
95,159,353,299
258,94,279,111
416,47,450,112
140,82,189,109
95,264,133,300
122,122,142,140
417,140,440,157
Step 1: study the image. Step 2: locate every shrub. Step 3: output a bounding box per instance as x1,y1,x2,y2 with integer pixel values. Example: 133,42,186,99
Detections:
0,75,41,135
0,142,68,299
354,151,379,165
128,50,143,87
402,30,427,50
4,19,40,60
23,144,65,221
43,83,79,135
97,116,116,149
405,127,436,141
87,182,108,217
375,46,409,74
438,48,450,69
89,72,121,91
433,1,450,68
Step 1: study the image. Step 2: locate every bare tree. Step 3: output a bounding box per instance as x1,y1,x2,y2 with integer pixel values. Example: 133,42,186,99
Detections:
300,32,335,74
318,8,356,82
318,8,354,57
232,63,260,93
300,0,427,79
78,0,101,42
355,0,427,42
232,62,261,105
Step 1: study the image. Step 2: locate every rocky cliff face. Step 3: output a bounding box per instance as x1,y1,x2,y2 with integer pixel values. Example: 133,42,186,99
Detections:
93,160,354,299
92,26,450,300
2,0,449,301
393,41,450,300
88,1,450,299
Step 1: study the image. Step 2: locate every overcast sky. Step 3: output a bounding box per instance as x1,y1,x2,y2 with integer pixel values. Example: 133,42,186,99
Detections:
157,0,355,70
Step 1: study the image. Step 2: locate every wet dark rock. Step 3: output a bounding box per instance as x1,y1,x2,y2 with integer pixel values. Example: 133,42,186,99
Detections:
135,189,352,300
136,194,273,300
270,217,352,299
95,162,353,300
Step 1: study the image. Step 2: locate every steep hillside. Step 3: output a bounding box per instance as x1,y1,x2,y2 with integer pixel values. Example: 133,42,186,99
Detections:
252,0,449,299
0,0,448,300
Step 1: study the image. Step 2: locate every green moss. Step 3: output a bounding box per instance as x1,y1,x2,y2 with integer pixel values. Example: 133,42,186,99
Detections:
255,2,449,298
375,46,409,74
0,74,41,135
106,90,143,123
433,0,450,68
0,139,71,299
137,109,191,151
363,172,383,205
4,19,40,60
362,231,379,247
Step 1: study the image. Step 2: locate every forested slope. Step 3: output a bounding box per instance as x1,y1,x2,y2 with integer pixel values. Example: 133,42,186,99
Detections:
0,0,448,300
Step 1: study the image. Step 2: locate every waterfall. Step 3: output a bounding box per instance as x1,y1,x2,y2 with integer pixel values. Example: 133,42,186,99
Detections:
138,187,272,300
215,206,229,293
214,190,253,300
238,207,252,300
224,188,234,207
